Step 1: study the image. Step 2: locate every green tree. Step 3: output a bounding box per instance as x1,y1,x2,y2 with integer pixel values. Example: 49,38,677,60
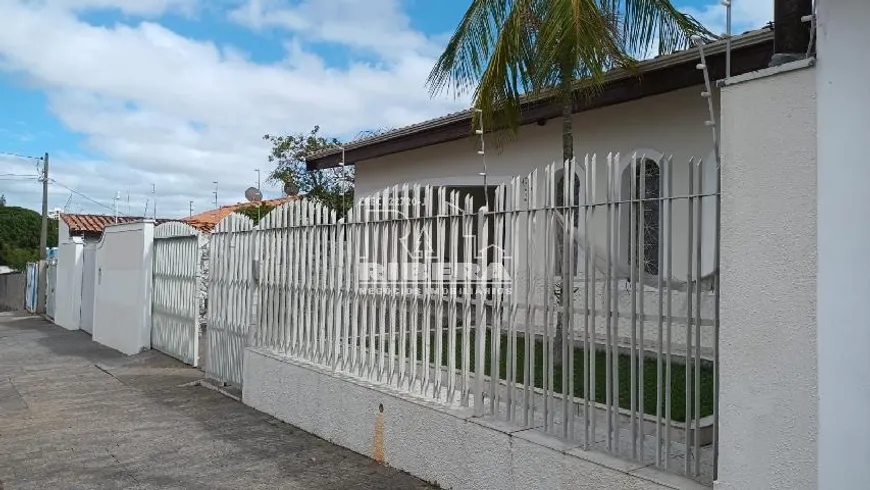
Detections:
264,125,355,216
0,205,58,271
427,0,710,162
0,194,6,207
234,203,276,226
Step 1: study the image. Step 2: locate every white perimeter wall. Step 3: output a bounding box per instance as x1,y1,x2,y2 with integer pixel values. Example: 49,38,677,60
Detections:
54,237,83,331
244,349,707,490
92,221,154,356
716,62,817,490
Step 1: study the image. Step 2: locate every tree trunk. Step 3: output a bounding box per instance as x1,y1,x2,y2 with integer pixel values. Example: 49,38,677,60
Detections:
554,80,574,370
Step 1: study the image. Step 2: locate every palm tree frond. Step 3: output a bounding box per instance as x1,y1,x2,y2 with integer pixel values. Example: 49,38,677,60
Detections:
621,0,713,56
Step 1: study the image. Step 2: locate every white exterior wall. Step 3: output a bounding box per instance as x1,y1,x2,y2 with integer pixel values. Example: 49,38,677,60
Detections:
244,349,707,490
92,221,154,356
717,63,817,490
816,1,870,487
354,86,719,281
54,237,83,331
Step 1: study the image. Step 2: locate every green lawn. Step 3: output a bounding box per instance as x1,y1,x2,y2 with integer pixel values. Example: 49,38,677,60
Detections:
384,330,714,423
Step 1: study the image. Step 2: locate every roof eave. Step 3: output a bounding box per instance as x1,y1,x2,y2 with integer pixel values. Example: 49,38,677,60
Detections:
307,29,774,170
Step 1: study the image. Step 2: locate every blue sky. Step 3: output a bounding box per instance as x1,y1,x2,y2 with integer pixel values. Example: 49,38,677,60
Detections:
0,0,771,217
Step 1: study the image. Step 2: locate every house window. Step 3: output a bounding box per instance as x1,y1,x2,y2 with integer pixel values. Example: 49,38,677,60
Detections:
627,159,661,277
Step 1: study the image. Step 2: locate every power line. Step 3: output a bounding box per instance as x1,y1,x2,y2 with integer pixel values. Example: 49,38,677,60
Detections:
0,151,44,162
48,178,130,216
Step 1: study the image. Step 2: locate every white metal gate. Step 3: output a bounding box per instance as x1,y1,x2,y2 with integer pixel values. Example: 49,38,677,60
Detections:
152,222,203,366
46,255,57,319
206,214,256,386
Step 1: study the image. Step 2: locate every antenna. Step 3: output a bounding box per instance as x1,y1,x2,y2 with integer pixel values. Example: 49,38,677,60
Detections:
189,200,194,217
143,199,149,217
723,0,732,82
151,183,156,219
127,191,130,216
212,181,218,208
475,108,490,209
113,191,121,223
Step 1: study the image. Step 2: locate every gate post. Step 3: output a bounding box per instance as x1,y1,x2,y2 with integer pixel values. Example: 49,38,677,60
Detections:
716,62,817,489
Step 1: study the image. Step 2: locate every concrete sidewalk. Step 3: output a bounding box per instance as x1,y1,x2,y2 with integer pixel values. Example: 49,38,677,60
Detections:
0,312,434,490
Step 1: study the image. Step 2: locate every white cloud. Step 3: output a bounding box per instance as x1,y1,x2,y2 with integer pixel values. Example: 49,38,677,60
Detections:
0,0,467,217
681,0,774,36
228,0,439,60
28,0,198,16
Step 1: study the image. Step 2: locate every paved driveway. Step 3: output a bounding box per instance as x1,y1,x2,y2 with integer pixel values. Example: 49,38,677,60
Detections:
0,312,434,490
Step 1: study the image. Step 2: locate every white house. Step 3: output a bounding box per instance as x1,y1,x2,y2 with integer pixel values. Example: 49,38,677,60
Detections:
306,29,775,358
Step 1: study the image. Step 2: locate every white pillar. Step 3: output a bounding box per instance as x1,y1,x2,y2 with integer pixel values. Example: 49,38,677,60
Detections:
817,1,870,489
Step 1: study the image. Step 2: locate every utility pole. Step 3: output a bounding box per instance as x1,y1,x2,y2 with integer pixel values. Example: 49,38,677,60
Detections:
189,200,194,217
213,181,218,208
37,152,49,314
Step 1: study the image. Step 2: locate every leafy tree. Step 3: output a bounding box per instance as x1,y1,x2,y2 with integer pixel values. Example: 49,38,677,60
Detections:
427,0,710,162
264,125,355,216
0,205,58,271
0,194,6,207
234,203,276,226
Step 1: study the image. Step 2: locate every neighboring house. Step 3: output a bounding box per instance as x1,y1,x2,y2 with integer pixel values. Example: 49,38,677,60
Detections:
184,196,298,232
59,214,171,243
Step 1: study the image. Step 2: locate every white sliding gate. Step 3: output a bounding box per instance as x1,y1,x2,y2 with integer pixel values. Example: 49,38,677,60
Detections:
206,214,256,386
152,222,204,366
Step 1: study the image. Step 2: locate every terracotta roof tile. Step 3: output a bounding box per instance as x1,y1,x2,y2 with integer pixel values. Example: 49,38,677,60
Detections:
60,213,173,236
183,196,299,232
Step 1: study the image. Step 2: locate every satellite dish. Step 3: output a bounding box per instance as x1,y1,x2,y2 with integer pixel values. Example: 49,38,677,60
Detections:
245,186,263,203
283,181,300,196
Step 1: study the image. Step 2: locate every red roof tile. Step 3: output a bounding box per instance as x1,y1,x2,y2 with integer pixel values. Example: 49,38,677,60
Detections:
183,196,299,232
60,213,175,236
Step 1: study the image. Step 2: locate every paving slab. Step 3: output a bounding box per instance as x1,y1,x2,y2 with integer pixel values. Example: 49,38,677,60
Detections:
0,312,435,490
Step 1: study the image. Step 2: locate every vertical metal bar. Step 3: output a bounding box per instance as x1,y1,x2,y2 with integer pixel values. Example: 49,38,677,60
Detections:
399,185,410,387
604,153,614,451
422,186,433,396
543,163,556,433
665,157,674,470
565,157,577,441
523,171,536,426
588,156,598,447
693,161,704,477
474,204,489,416
409,186,421,390
656,159,666,467
387,191,398,386
638,156,648,459
461,194,473,406
447,190,459,404
583,155,592,448
684,159,695,476
491,186,504,417
435,187,447,399
630,155,639,459
507,180,520,422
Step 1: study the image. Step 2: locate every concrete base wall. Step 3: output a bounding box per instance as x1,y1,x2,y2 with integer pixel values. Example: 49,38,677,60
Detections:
0,272,26,311
244,348,706,490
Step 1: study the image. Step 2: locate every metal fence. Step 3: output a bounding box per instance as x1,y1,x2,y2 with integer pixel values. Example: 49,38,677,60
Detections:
248,153,719,483
152,222,205,366
206,214,256,386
